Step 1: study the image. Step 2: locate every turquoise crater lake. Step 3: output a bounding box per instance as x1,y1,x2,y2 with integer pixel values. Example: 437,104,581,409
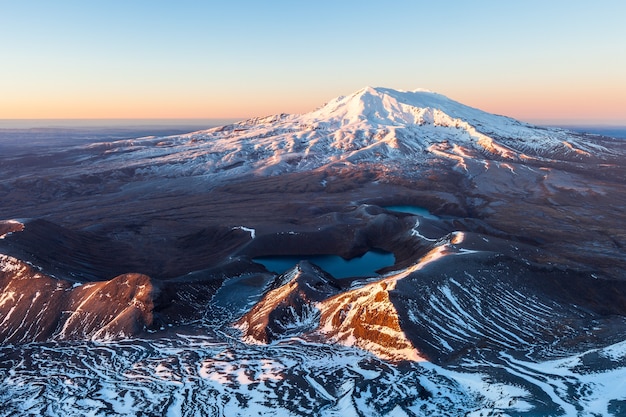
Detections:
253,250,395,279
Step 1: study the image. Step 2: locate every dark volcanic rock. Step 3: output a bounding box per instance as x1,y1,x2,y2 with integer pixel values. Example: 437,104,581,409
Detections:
2,88,626,415
151,257,269,326
389,249,624,363
0,218,254,281
0,219,147,281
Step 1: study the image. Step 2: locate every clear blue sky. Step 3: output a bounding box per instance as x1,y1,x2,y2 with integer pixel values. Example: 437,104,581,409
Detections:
1,0,625,123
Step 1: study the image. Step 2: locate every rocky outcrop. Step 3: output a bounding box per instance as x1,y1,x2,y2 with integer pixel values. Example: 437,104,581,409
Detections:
316,278,424,362
0,220,23,238
236,261,341,343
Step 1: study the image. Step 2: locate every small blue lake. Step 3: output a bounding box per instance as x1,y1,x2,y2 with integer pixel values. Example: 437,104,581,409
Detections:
384,205,439,220
253,250,395,278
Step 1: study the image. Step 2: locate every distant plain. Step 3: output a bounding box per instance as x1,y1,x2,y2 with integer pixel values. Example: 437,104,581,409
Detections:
1,120,624,153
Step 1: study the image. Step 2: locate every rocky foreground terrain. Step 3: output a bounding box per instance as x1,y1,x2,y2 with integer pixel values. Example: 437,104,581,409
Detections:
1,87,626,416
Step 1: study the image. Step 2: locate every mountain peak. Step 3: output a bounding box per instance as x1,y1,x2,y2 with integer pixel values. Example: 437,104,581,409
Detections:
307,86,502,130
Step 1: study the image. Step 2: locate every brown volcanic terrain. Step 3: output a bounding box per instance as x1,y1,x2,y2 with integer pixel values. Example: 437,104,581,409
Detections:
1,150,626,348
0,87,625,357
0,254,153,342
3,156,624,278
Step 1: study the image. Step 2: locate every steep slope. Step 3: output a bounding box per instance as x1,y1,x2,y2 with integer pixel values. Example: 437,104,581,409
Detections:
0,254,154,342
236,261,341,343
236,233,452,361
391,247,626,362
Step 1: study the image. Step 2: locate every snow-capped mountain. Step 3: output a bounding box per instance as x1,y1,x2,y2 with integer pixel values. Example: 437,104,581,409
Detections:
37,86,615,185
2,87,626,416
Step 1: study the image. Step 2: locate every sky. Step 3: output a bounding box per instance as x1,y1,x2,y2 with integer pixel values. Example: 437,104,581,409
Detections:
1,0,625,125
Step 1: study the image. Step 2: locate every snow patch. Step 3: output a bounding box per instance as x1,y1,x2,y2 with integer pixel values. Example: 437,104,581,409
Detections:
233,226,256,239
0,254,26,273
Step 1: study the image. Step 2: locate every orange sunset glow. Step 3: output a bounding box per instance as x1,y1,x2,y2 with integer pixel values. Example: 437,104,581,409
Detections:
1,2,625,125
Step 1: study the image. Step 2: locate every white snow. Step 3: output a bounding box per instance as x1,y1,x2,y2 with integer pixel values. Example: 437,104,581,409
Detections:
233,226,256,239
1,88,624,416
3,333,626,416
410,219,436,241
600,339,626,361
0,254,27,273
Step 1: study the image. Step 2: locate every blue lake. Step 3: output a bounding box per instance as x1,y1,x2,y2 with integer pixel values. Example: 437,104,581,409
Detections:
384,205,439,219
253,250,395,278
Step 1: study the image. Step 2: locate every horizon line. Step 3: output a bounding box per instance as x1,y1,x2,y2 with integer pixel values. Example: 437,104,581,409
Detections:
1,118,625,128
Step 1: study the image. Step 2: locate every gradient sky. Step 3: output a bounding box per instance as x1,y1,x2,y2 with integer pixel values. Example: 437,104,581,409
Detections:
1,0,625,124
